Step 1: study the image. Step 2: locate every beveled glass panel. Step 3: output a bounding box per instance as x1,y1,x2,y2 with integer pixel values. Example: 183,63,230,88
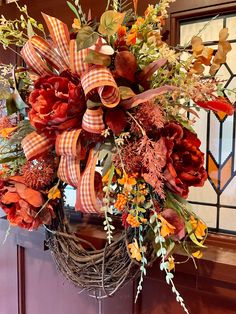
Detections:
226,16,236,40
219,207,236,231
190,204,217,228
180,18,224,46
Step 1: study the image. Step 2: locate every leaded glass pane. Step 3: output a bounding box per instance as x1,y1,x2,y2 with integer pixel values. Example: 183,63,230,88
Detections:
180,15,236,234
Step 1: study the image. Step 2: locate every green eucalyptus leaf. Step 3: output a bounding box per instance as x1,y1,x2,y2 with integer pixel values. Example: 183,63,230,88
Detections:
76,26,99,50
27,19,35,38
137,206,146,213
67,1,80,20
85,49,111,66
6,95,17,115
98,10,125,36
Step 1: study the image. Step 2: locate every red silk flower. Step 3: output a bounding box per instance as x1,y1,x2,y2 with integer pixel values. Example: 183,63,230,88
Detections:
0,176,54,230
28,75,86,134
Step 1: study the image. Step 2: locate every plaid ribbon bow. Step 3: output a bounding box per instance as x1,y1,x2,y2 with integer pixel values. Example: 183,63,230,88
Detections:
21,13,119,214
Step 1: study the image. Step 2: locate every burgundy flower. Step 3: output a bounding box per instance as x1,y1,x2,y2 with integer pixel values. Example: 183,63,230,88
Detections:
162,122,207,198
105,108,127,135
28,75,86,134
161,208,185,240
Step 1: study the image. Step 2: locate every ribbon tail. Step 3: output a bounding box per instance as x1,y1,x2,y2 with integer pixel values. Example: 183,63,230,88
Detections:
42,13,70,68
75,149,102,214
21,41,53,76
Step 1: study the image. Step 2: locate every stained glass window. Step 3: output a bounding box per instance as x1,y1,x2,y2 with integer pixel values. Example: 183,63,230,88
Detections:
180,15,236,234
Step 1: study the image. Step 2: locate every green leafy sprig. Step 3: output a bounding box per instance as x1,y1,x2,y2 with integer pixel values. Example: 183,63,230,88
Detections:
101,164,115,244
150,208,189,314
135,224,148,302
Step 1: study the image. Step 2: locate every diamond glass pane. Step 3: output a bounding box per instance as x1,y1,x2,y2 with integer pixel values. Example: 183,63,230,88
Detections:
180,16,236,234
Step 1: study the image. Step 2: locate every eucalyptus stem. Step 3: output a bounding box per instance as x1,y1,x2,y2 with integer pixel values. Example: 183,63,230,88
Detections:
113,134,126,174
106,0,111,11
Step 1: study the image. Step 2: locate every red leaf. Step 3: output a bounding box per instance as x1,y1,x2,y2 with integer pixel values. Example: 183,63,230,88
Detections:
196,98,234,115
115,51,137,82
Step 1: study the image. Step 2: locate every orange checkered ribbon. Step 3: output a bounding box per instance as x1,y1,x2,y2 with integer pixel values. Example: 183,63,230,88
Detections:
82,107,105,134
21,14,120,107
21,131,55,161
21,41,53,76
81,66,120,107
30,36,65,71
20,13,121,213
55,129,82,187
69,40,89,76
75,149,102,214
42,13,70,68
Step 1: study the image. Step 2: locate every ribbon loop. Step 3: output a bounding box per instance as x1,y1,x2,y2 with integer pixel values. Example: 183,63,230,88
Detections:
30,36,65,71
21,131,55,161
82,107,105,134
81,66,120,108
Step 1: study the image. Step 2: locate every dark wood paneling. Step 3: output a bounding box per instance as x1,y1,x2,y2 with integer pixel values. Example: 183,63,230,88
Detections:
169,0,236,13
17,245,26,314
0,1,236,313
0,220,18,314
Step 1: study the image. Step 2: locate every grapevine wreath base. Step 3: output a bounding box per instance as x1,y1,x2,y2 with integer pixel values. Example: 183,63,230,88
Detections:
46,205,143,298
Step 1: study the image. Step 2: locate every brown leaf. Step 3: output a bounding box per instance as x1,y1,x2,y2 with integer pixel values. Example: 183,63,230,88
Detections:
209,63,220,76
122,85,177,109
190,61,204,74
191,36,203,47
137,59,167,89
220,41,232,54
219,28,229,42
115,51,137,82
119,86,136,100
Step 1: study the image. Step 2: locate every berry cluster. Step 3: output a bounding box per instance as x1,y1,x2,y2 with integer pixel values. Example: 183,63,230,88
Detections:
114,193,127,211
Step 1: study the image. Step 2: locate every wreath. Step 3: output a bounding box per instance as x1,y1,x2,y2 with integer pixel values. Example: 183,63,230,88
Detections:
0,0,234,312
